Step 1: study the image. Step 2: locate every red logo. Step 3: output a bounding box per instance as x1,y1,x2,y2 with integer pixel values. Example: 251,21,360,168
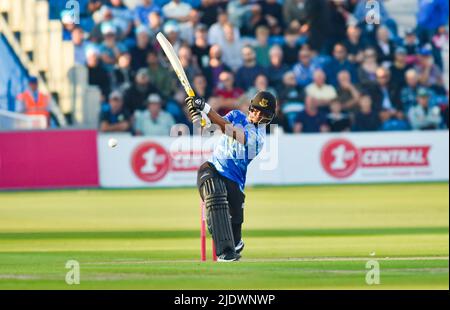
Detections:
131,142,171,182
321,138,431,179
321,139,360,179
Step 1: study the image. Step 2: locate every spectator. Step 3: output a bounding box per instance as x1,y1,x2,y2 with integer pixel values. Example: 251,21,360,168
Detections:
191,25,211,69
211,71,244,115
162,0,192,22
134,94,176,136
179,9,202,45
146,50,175,98
336,70,361,112
72,27,88,65
90,6,114,43
357,48,379,84
261,0,284,35
389,47,411,105
178,45,202,82
124,68,159,113
293,47,318,88
61,9,77,41
254,26,271,67
374,26,396,67
227,0,253,29
408,87,442,130
241,4,268,37
130,26,153,71
431,26,448,70
325,43,357,87
163,21,183,53
305,69,337,108
344,25,366,64
267,45,290,91
99,23,128,71
86,48,111,100
148,11,163,40
283,0,307,26
293,96,329,133
107,0,134,41
193,74,212,101
199,0,226,27
113,53,135,90
235,45,267,91
134,0,161,26
278,71,305,132
215,23,243,71
16,76,50,125
246,74,277,100
414,47,444,89
203,44,232,90
400,69,422,113
99,91,131,132
416,0,449,44
327,99,351,132
403,28,420,65
208,9,241,47
352,95,381,132
282,27,301,66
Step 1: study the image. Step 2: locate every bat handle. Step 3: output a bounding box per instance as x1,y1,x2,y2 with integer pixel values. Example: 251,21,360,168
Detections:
187,99,203,126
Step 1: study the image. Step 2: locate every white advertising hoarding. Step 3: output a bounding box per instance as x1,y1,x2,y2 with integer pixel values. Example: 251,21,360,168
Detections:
98,131,449,188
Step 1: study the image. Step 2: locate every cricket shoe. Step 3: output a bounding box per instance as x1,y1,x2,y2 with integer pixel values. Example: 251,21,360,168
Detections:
217,252,241,262
235,239,245,254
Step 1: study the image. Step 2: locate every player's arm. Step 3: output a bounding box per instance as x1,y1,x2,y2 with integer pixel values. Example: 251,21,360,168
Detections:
187,97,246,145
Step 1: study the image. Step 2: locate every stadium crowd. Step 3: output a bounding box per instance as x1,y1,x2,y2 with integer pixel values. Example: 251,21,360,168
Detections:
54,0,449,134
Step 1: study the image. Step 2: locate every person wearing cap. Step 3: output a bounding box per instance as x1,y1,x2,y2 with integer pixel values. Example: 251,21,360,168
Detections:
123,68,159,113
408,87,442,130
100,91,131,132
86,47,111,101
403,28,420,63
16,77,50,126
162,0,192,23
133,94,175,136
414,47,444,88
130,25,152,71
389,47,412,104
99,22,128,70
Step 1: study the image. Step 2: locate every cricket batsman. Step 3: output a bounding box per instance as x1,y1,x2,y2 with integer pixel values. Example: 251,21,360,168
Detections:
186,91,277,262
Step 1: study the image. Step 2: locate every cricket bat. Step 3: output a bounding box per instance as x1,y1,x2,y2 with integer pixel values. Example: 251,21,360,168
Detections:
156,32,207,127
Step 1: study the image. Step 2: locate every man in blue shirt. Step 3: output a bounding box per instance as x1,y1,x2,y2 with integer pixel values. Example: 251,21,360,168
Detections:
187,91,277,261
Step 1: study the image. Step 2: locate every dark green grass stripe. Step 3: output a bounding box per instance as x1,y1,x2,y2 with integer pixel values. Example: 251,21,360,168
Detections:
0,227,447,240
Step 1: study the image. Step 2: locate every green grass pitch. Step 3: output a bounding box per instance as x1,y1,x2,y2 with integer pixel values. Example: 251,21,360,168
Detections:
0,183,448,289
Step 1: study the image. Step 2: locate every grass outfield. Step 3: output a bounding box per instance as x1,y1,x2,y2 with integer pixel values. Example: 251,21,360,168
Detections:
0,183,448,289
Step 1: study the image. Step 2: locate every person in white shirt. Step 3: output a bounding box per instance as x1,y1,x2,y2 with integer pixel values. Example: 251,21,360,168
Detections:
218,23,244,71
162,0,192,22
208,10,240,47
408,87,442,130
305,69,338,108
134,94,176,136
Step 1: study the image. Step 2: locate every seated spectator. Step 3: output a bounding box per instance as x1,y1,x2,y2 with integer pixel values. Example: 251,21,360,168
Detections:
254,26,271,67
374,26,396,67
99,91,131,133
130,26,153,71
162,0,192,23
241,4,268,37
60,9,77,41
163,21,183,53
179,9,202,45
408,87,442,130
193,74,211,101
305,69,337,108
147,50,176,98
113,53,135,90
325,43,357,87
124,68,159,113
72,27,87,65
211,71,244,115
148,11,163,40
293,96,330,133
218,23,244,71
389,47,411,103
403,28,420,65
86,48,111,100
414,47,444,89
344,25,366,64
107,0,134,41
235,45,267,91
191,25,211,70
227,0,253,30
90,6,115,43
400,69,422,113
282,27,301,66
99,23,128,71
208,9,241,47
134,0,161,26
246,74,277,100
178,45,202,82
267,45,290,91
357,48,379,84
202,44,232,90
431,26,448,70
279,71,305,132
327,99,351,132
134,94,176,136
282,0,307,26
293,48,318,88
261,0,284,35
352,95,381,132
336,70,361,112
199,0,226,27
